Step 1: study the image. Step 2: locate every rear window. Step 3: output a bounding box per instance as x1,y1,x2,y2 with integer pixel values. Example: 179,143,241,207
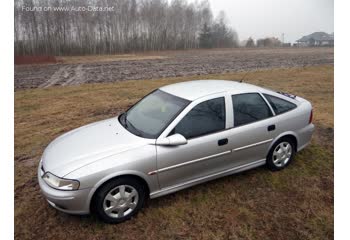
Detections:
263,94,297,115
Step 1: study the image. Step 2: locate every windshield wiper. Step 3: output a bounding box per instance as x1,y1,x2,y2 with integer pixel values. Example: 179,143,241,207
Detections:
125,118,143,137
119,112,127,128
121,112,143,137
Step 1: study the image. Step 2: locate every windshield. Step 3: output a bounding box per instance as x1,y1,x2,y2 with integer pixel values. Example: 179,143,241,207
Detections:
119,90,190,139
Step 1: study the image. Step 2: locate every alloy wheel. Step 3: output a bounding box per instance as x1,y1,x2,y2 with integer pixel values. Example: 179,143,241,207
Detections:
103,185,139,219
272,141,292,167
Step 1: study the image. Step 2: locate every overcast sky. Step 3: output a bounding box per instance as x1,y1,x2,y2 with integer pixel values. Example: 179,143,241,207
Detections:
207,0,334,43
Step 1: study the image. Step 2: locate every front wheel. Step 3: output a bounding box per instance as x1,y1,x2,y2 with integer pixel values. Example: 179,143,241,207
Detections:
93,177,146,224
266,137,295,171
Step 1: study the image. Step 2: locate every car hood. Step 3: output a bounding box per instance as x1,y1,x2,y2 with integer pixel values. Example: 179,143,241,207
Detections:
41,116,153,177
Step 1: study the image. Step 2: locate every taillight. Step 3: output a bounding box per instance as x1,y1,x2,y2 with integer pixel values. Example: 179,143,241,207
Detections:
309,109,313,124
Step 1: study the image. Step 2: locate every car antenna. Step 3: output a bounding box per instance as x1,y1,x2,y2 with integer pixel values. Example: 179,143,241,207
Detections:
239,71,249,83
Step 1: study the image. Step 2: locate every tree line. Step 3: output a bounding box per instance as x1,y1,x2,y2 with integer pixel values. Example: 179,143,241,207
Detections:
245,37,282,48
15,0,238,56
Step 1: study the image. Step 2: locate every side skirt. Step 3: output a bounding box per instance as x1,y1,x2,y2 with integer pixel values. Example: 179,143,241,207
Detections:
150,159,266,199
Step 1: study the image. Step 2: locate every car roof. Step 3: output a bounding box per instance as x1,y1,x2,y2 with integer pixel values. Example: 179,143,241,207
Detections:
159,80,265,101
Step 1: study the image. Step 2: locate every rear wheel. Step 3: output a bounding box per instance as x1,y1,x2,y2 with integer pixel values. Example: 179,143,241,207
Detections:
267,137,295,171
93,177,146,224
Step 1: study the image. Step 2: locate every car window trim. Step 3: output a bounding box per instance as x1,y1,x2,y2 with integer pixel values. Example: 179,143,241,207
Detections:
259,93,276,116
171,91,300,139
168,95,300,141
165,91,299,140
175,125,231,141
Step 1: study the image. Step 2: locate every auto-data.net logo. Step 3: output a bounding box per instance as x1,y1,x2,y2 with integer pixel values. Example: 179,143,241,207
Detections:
21,5,115,12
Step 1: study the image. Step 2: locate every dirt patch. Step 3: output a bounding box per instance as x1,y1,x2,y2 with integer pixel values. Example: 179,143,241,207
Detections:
15,55,57,65
14,48,333,90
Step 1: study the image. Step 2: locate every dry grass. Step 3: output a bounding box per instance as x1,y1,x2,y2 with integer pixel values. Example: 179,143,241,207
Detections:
15,65,333,240
56,54,168,64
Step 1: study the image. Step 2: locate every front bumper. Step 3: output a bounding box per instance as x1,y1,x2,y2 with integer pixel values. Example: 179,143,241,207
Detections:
37,161,92,215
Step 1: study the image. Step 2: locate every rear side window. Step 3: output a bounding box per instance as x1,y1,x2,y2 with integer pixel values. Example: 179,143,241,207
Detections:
263,94,297,114
172,97,225,139
232,93,272,127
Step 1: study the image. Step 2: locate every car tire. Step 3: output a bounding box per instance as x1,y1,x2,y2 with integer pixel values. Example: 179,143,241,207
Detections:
93,177,146,224
266,137,296,171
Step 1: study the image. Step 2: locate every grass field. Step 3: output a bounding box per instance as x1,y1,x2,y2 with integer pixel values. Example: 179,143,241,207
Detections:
15,65,333,240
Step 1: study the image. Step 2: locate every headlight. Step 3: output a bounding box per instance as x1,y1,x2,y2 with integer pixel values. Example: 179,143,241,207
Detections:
42,172,80,191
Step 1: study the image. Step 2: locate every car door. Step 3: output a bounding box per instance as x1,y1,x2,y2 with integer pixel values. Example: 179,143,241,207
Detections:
155,94,234,189
224,92,278,168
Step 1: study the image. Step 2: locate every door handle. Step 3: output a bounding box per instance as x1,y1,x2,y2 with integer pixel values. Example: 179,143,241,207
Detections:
267,124,276,131
218,138,228,146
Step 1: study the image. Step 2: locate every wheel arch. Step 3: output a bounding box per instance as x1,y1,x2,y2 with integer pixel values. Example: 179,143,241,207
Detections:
88,171,151,212
267,132,298,156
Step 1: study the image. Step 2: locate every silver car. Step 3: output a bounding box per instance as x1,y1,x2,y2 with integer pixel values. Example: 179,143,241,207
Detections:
38,80,314,223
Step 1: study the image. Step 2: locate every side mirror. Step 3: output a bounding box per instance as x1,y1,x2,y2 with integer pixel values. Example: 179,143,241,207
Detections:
156,133,187,146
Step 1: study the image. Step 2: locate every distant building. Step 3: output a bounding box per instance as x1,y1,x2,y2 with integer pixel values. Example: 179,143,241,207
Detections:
296,32,334,47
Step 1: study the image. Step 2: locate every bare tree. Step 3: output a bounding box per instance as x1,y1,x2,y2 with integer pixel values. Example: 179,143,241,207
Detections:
245,37,255,48
257,37,282,47
15,0,239,55
199,11,238,48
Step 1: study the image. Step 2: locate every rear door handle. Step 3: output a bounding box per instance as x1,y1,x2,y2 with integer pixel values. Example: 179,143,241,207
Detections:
267,124,276,131
218,138,228,146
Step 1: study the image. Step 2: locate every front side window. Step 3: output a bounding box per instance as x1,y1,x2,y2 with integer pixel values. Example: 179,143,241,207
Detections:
263,94,297,114
232,93,272,127
120,90,190,138
172,97,226,139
